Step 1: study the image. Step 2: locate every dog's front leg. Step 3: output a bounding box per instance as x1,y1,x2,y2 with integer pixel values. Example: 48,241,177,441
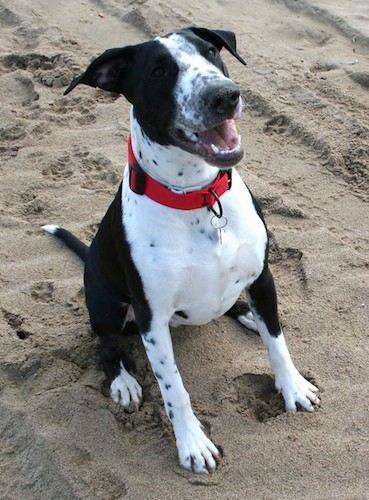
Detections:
247,268,320,412
141,319,220,473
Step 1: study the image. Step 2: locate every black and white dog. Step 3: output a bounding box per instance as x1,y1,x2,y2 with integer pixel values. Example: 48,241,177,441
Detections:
43,27,319,473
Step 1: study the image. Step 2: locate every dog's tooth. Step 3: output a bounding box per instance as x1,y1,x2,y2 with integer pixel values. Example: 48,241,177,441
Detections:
211,144,220,154
183,130,199,142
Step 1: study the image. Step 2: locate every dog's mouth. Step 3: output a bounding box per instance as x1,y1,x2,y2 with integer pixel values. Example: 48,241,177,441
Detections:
170,119,244,168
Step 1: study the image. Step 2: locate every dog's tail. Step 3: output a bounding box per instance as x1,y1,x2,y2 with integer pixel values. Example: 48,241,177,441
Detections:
42,224,88,262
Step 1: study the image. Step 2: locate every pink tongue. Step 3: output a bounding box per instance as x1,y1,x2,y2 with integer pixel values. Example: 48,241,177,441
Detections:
198,119,239,151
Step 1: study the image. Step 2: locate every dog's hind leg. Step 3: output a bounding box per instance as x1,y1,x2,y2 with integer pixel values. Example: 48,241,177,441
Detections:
97,325,142,408
86,279,142,408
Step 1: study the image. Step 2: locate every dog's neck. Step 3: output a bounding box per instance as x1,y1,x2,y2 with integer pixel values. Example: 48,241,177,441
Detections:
130,110,220,191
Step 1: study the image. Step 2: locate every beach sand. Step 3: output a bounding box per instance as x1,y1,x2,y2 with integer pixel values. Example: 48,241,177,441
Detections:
1,0,368,498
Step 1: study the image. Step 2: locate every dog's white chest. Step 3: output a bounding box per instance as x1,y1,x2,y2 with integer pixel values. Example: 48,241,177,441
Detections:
123,169,267,326
168,225,262,326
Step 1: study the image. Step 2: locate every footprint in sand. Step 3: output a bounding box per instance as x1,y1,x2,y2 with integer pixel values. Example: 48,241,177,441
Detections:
30,281,55,303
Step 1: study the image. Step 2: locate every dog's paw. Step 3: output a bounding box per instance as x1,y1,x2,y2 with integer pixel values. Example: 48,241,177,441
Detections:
110,363,142,408
175,417,220,473
237,310,258,332
226,300,258,332
276,368,320,413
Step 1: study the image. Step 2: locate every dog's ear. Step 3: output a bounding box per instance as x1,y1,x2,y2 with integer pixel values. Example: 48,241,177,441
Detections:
64,46,135,95
187,27,246,65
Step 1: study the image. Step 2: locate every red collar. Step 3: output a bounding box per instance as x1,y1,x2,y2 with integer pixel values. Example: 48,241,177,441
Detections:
127,134,232,210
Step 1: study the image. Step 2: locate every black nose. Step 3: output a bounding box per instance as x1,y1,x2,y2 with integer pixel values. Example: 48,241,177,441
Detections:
203,83,240,115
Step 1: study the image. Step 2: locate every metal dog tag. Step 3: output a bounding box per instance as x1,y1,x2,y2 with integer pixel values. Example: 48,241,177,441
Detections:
211,215,228,244
210,215,228,230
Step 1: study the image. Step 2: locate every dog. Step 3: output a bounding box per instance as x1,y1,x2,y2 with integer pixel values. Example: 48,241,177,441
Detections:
42,27,319,473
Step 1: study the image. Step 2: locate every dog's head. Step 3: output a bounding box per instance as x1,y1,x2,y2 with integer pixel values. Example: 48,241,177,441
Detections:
65,27,246,167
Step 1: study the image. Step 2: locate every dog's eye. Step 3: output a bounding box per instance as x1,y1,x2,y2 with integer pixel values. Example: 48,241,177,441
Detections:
151,66,166,78
207,47,217,59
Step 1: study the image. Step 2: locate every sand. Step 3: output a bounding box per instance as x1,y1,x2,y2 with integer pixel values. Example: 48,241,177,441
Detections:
1,0,368,498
